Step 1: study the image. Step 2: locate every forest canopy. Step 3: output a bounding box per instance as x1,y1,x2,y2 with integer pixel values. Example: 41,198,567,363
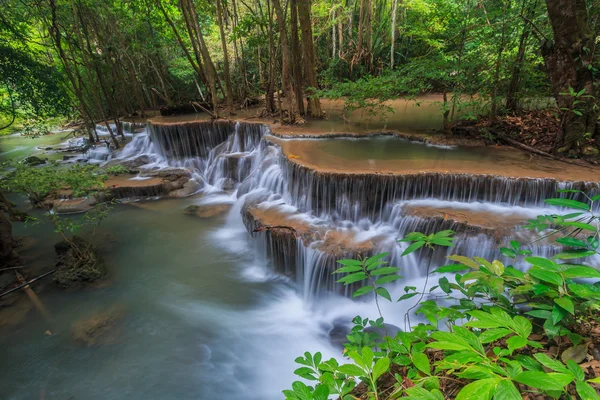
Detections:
0,0,598,152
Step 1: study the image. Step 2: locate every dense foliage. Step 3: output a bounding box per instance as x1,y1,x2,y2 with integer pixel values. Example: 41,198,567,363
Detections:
284,192,600,399
1,0,598,151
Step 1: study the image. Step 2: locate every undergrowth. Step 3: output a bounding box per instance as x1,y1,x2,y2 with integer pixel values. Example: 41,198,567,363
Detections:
284,191,600,400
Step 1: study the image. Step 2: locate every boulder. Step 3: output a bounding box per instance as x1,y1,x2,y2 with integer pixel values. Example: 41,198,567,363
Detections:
220,178,236,191
52,198,97,214
24,156,46,166
72,306,125,346
54,236,107,288
103,155,151,171
184,203,232,218
170,178,203,197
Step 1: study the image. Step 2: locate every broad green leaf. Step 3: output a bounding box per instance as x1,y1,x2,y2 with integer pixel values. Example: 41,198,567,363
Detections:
455,378,499,400
337,272,368,284
512,316,533,338
507,336,528,352
556,237,588,248
370,266,400,275
337,259,362,267
375,287,392,301
365,253,390,268
312,384,329,400
291,381,312,400
433,264,469,273
402,241,426,256
337,364,365,376
514,371,574,391
375,275,402,285
566,360,585,382
479,328,512,343
352,285,374,298
544,198,590,210
458,366,499,380
447,255,480,269
552,305,568,324
559,221,597,232
427,341,471,351
575,381,600,400
404,387,444,400
529,268,563,286
533,353,569,374
412,352,431,376
553,250,596,259
554,297,575,315
525,257,557,270
492,379,521,400
563,266,600,278
372,356,390,382
334,265,364,274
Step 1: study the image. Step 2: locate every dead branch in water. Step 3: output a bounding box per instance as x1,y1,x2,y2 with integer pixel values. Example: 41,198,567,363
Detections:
253,225,298,238
191,101,217,119
495,132,589,167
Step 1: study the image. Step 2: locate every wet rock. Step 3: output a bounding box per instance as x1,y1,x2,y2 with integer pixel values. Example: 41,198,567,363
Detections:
54,236,107,288
72,306,125,346
184,203,232,218
62,155,73,161
52,198,97,214
24,156,46,166
220,178,236,191
170,178,203,197
103,155,151,171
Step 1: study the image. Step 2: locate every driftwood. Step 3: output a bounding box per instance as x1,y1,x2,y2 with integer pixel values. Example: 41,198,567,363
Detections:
495,132,589,167
253,225,299,238
191,101,216,119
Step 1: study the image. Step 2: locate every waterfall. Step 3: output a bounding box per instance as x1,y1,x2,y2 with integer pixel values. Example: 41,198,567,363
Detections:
113,119,593,299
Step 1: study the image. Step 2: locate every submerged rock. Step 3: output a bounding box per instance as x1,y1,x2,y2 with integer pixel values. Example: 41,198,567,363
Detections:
24,156,46,166
72,306,125,346
52,198,97,214
184,203,232,218
54,236,107,288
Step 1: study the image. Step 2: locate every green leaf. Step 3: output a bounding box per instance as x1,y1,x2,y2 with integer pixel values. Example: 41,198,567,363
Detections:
493,379,522,400
525,257,557,270
525,310,552,319
375,287,392,301
533,353,570,374
554,297,575,315
291,381,312,400
338,272,368,284
556,237,588,248
458,366,499,380
455,378,499,400
514,371,574,391
553,250,596,260
563,266,600,279
313,384,329,400
433,264,469,273
529,268,563,286
334,265,364,274
479,328,512,343
337,364,365,377
499,247,516,258
372,356,390,381
559,221,597,232
404,387,444,400
512,316,532,338
375,275,402,285
365,253,390,269
370,266,400,276
398,292,419,301
506,336,528,352
352,285,374,298
447,255,480,269
544,198,590,210
427,341,472,351
575,381,600,400
412,352,431,376
566,360,585,382
337,259,363,267
552,305,568,324
402,241,426,256
439,277,451,294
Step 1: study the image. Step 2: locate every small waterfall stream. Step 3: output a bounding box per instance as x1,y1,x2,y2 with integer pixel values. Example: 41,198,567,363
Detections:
111,119,591,300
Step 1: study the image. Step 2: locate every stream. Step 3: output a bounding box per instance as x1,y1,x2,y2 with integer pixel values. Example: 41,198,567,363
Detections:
0,106,596,399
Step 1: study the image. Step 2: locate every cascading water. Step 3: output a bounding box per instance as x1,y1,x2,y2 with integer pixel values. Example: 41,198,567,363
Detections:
112,119,589,301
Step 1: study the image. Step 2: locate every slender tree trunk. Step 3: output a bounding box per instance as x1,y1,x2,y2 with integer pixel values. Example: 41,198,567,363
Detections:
297,0,323,117
265,0,276,113
215,0,236,114
271,0,298,123
542,0,598,154
390,0,399,68
490,2,508,121
290,0,305,115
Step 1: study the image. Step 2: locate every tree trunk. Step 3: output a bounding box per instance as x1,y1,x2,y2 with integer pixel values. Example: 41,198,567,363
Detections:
506,0,535,111
390,0,399,68
215,0,236,114
490,2,508,122
290,0,305,115
542,0,598,154
297,0,323,117
271,0,298,123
